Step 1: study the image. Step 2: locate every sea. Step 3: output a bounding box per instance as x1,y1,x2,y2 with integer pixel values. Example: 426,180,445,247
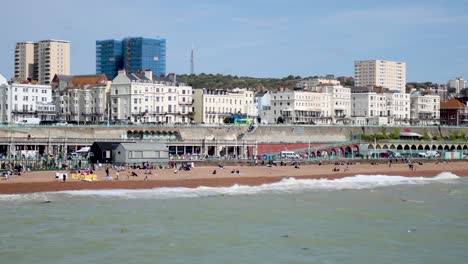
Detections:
0,172,467,264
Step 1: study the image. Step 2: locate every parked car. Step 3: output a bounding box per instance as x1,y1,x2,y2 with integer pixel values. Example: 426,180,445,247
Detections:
53,121,69,126
417,151,440,158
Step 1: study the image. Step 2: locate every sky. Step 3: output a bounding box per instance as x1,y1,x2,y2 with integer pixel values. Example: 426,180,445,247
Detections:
1,0,467,82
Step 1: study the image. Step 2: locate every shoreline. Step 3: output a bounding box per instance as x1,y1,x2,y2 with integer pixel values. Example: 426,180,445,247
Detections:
1,162,467,194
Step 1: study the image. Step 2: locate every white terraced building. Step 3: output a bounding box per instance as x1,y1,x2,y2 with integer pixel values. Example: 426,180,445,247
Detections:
110,70,193,124
267,85,351,124
0,74,55,124
193,88,257,124
320,86,351,122
385,92,410,125
295,76,341,90
351,92,388,125
269,90,324,124
52,74,111,123
255,91,273,124
410,93,440,125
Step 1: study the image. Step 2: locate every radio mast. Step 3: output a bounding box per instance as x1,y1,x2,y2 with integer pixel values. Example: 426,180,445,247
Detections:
190,44,194,75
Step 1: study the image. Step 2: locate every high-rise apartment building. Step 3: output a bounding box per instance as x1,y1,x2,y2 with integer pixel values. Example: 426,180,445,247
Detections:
14,39,70,85
448,77,466,95
14,42,35,80
96,37,166,80
354,60,406,93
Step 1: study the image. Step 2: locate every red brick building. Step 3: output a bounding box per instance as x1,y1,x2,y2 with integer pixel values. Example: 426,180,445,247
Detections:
440,98,468,126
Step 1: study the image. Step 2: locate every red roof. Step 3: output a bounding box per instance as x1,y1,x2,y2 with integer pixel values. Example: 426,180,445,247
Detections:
440,98,467,109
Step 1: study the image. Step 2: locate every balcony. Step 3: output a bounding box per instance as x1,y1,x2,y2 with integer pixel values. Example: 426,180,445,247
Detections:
178,100,192,105
12,109,37,114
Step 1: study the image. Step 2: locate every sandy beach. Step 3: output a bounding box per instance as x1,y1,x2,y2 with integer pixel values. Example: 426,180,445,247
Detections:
0,161,467,194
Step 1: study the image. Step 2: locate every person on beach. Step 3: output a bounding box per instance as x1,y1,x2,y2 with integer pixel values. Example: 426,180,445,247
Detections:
105,166,109,177
144,170,151,180
115,171,119,180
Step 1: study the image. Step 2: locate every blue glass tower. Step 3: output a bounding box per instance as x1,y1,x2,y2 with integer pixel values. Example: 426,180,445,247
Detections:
96,37,166,79
123,37,166,76
96,40,123,80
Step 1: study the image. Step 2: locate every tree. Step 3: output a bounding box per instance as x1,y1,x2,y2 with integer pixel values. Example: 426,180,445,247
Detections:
223,117,233,124
460,88,468,96
381,126,387,138
458,130,466,140
389,127,400,139
448,131,458,141
421,128,430,141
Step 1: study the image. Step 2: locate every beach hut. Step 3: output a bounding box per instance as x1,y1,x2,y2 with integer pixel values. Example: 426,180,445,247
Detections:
113,143,169,164
89,142,129,163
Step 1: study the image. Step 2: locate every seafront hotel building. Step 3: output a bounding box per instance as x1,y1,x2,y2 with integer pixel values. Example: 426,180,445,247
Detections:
193,88,257,124
110,70,192,124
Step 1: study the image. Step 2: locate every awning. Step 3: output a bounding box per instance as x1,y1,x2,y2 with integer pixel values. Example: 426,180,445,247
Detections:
399,132,422,137
76,147,90,153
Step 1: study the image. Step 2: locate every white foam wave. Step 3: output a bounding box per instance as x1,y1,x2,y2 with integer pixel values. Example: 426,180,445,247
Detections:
0,172,461,201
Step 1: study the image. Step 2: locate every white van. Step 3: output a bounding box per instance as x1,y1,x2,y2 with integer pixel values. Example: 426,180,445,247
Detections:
16,118,41,125
280,151,300,159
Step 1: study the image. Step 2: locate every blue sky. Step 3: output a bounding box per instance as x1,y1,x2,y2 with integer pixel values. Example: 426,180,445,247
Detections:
1,0,467,82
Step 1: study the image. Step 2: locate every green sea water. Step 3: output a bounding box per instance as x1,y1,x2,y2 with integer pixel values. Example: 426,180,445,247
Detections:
0,173,467,264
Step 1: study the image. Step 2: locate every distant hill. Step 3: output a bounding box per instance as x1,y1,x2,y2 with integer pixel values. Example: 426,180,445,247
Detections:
176,73,300,90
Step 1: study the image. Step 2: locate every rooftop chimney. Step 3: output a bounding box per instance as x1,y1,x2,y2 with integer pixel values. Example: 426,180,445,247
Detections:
168,73,176,84
144,69,153,81
118,69,126,76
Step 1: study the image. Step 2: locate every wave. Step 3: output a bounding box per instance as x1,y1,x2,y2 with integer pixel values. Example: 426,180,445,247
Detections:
0,172,461,201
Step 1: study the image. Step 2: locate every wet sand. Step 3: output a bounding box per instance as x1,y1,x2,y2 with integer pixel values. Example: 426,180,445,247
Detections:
0,161,467,194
